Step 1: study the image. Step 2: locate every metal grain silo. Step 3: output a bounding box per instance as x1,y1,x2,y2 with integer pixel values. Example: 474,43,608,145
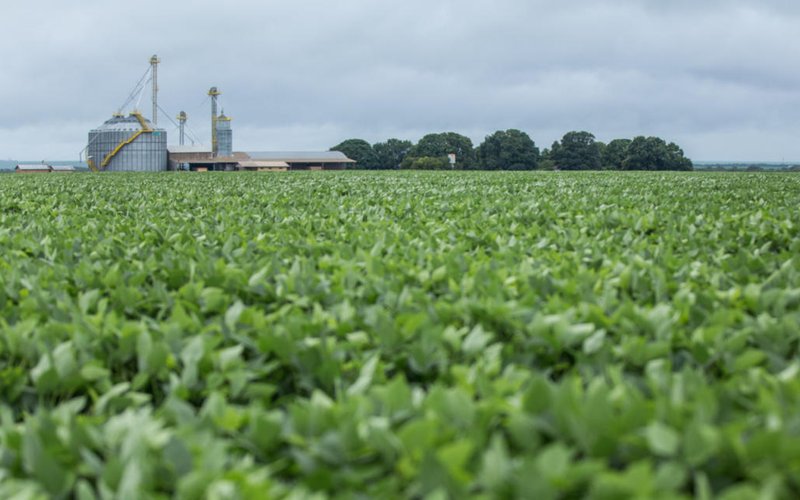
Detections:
87,112,167,172
216,111,233,157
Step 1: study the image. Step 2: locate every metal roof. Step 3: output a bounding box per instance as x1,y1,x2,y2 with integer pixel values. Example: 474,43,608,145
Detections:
92,114,165,132
245,151,356,163
238,161,290,168
167,150,248,165
168,145,212,154
15,164,51,170
51,165,75,171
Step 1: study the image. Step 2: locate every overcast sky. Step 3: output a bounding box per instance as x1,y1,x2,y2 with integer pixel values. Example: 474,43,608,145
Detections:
2,0,800,162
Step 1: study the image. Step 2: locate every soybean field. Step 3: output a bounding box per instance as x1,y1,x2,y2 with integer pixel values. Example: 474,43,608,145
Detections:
0,171,799,499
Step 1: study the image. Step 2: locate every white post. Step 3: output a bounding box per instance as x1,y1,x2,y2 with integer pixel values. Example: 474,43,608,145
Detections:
150,55,160,125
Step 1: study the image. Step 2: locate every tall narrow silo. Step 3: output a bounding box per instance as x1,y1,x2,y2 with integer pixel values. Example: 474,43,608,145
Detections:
87,112,167,172
216,111,233,157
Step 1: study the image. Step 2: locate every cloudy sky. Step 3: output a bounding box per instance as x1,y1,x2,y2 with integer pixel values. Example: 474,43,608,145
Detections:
2,0,800,162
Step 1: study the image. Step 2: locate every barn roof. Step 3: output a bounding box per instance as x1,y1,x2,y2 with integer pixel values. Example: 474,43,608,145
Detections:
245,151,355,163
238,161,290,168
15,164,51,171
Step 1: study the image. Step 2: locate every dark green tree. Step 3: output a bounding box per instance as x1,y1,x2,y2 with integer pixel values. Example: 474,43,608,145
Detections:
538,146,556,170
408,132,475,169
552,131,601,170
373,138,413,169
400,156,451,170
476,129,539,170
545,141,561,161
602,139,631,170
623,136,661,170
596,141,607,163
622,136,692,171
666,142,694,171
331,139,376,169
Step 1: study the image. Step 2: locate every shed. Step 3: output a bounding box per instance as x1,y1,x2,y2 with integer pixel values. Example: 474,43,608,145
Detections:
166,146,247,171
237,160,290,172
246,151,355,170
15,164,51,174
166,148,356,171
51,165,75,173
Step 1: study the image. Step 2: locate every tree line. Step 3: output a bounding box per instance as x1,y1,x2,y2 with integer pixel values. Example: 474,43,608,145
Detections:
331,130,693,171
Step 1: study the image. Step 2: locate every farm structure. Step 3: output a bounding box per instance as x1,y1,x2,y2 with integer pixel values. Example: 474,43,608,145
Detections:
84,56,355,172
51,165,76,173
15,164,52,174
87,113,167,172
15,164,75,174
167,149,355,172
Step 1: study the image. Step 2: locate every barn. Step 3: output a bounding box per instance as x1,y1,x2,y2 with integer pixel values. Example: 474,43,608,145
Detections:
15,164,52,174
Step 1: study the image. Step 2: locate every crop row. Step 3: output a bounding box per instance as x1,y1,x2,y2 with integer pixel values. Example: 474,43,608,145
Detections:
0,172,798,498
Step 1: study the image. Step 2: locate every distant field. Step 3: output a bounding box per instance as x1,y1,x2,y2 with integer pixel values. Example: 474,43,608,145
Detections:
693,161,800,171
0,160,88,171
0,171,799,498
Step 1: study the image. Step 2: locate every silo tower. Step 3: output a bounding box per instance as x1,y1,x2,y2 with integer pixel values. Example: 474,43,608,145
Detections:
150,55,160,125
84,55,168,172
216,110,233,157
177,111,187,146
209,86,221,157
87,112,167,172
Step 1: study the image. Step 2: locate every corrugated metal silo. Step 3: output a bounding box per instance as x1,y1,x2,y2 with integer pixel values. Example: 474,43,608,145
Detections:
87,112,167,172
216,112,233,157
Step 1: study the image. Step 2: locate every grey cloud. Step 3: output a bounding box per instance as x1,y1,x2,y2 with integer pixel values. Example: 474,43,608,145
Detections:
1,0,800,161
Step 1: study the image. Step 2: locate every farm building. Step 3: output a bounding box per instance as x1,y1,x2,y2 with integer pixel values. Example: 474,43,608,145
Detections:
166,146,245,171
85,56,357,173
15,164,52,174
87,112,167,172
167,95,356,171
167,149,355,171
51,165,76,173
237,161,289,172
244,152,354,170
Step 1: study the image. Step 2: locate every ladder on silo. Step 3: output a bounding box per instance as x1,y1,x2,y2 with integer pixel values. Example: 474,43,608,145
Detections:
95,112,154,170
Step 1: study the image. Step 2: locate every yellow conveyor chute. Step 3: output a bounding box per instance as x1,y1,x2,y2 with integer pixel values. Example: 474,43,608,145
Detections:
94,111,153,171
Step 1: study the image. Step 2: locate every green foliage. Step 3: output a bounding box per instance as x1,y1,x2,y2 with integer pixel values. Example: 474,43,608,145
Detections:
373,138,413,170
330,138,376,169
400,156,451,170
552,131,602,170
538,159,557,170
407,132,476,168
476,129,539,170
0,171,799,498
602,138,631,170
666,142,694,171
623,136,694,171
333,132,693,172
